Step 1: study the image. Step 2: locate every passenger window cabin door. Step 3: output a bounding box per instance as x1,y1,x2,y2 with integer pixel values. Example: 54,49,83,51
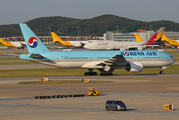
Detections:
56,55,60,62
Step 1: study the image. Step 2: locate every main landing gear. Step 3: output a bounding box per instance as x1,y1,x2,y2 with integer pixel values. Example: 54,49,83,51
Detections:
84,69,97,76
100,72,113,76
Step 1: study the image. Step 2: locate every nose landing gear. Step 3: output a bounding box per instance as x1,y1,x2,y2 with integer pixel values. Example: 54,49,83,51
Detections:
159,66,166,74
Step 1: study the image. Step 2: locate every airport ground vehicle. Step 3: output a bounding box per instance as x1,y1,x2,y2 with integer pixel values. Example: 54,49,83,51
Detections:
105,100,127,111
87,87,100,96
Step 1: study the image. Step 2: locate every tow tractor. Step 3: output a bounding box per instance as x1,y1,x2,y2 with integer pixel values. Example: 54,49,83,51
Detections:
87,87,100,96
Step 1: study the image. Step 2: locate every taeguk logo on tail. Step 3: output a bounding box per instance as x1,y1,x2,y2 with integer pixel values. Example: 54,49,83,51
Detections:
28,37,38,48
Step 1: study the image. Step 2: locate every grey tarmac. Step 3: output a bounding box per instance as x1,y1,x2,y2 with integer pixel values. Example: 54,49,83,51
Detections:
0,74,179,120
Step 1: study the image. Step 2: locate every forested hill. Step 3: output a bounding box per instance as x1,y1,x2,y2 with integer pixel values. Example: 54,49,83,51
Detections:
0,14,179,37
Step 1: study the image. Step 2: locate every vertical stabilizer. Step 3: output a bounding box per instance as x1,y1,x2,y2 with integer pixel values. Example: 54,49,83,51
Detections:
51,32,64,44
161,34,171,42
51,32,72,46
134,33,144,41
146,27,165,45
0,38,6,45
19,23,49,53
156,27,165,40
146,32,158,45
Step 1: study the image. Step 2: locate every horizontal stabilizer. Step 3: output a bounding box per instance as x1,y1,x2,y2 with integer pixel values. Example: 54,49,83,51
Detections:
30,54,46,59
5,53,19,57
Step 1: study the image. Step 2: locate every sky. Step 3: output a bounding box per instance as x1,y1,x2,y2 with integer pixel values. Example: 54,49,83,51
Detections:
0,0,179,25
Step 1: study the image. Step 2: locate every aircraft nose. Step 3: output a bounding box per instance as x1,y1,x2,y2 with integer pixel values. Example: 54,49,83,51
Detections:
83,45,87,49
84,44,90,49
172,57,176,64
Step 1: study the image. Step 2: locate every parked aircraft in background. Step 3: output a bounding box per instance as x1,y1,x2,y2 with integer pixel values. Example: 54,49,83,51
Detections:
84,27,165,50
0,38,26,49
161,34,179,47
51,32,89,47
18,23,175,76
134,33,144,41
135,27,166,47
52,32,145,48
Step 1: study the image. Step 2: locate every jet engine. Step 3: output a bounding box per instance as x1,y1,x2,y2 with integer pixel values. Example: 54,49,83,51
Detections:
125,62,143,72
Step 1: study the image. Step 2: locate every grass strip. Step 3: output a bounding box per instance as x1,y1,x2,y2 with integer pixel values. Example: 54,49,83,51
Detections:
0,65,179,78
0,57,21,60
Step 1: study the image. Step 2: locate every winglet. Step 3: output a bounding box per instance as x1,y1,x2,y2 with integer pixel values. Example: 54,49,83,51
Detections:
19,23,49,53
135,33,144,41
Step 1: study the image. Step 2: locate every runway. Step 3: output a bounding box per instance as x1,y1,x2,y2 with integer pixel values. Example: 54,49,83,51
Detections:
0,74,179,119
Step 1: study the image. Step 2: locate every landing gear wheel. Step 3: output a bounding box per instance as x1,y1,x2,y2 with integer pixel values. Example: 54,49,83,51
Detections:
100,72,113,76
84,71,97,76
159,71,164,74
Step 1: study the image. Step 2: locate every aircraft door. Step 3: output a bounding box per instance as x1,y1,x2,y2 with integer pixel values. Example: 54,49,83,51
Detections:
56,55,60,62
89,55,93,61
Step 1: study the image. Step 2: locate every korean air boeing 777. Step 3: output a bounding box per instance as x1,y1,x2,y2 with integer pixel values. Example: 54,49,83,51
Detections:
19,23,175,76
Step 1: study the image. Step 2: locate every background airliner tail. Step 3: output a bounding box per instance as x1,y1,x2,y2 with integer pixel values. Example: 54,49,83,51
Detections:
156,27,165,40
134,33,144,41
0,38,6,45
19,23,49,53
146,27,165,45
51,32,72,46
145,32,158,45
51,32,64,44
161,34,171,42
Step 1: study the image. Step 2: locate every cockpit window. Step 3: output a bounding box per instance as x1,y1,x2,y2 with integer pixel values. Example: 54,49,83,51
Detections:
89,41,92,43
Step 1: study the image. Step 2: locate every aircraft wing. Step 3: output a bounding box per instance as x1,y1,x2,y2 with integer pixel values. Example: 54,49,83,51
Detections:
97,55,128,66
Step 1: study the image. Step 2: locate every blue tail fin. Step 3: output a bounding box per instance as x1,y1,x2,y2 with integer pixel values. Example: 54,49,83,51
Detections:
19,23,49,53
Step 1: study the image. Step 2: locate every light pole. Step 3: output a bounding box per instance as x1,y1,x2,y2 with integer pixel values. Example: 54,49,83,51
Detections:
48,27,51,45
149,25,152,38
77,27,79,40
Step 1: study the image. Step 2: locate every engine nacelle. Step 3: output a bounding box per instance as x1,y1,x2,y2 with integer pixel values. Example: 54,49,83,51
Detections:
126,62,143,72
137,47,143,50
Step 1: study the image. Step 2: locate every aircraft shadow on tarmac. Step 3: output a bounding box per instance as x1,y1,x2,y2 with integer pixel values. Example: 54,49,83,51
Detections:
125,109,137,111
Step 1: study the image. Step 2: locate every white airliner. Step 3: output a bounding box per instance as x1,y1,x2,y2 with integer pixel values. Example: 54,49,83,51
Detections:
84,27,165,50
19,23,175,76
51,32,145,48
51,32,89,47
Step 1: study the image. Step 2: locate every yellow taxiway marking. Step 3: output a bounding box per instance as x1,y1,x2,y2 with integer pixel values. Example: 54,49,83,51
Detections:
165,86,179,91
